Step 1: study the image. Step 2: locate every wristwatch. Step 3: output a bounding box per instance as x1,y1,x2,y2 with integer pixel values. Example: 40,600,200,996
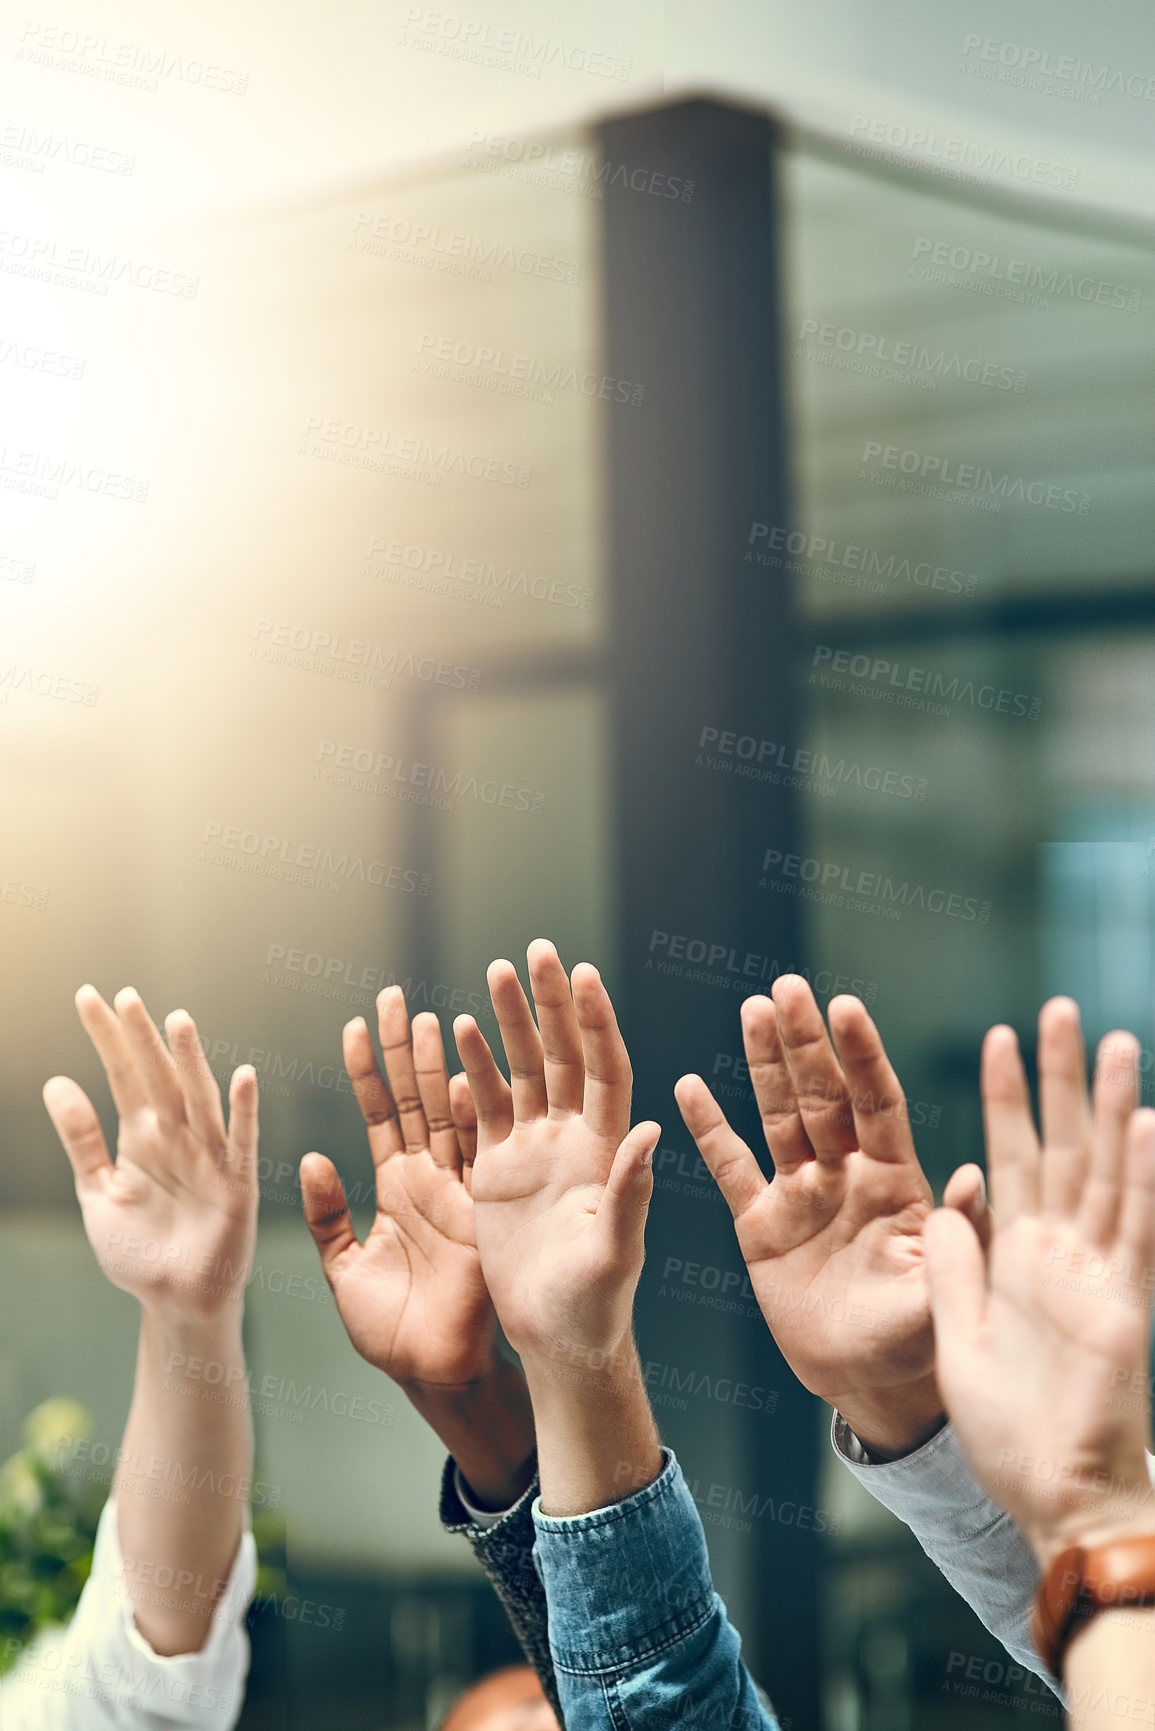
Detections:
1030,1531,1155,1676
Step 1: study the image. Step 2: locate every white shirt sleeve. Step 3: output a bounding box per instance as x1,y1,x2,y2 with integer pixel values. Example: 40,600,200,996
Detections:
832,1412,1155,1703
452,1466,515,1531
0,1499,257,1730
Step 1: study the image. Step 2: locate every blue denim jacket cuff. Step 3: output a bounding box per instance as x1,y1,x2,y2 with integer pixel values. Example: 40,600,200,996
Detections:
531,1448,719,1675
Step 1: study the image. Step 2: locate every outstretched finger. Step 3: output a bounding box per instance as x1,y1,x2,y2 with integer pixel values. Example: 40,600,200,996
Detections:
224,1065,259,1196
527,939,585,1117
378,987,432,1154
1080,1030,1140,1246
43,1076,112,1196
412,1012,460,1173
771,976,856,1164
165,1011,228,1151
1037,998,1092,1219
114,988,186,1129
571,963,632,1143
980,1025,1039,1224
674,1074,769,1222
1118,1107,1155,1277
343,1016,404,1164
828,995,917,1165
300,1153,360,1279
488,960,547,1122
454,1015,516,1151
73,985,147,1121
448,1072,480,1187
739,996,812,1175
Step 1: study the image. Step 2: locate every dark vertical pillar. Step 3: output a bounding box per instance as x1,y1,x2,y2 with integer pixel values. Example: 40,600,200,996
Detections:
597,98,816,1725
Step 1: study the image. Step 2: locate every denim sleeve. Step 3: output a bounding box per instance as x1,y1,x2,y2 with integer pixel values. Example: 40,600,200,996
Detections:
532,1450,777,1731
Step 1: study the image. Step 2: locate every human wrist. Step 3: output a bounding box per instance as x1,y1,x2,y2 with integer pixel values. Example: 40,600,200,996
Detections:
836,1374,946,1462
131,1254,250,1322
518,1325,637,1395
402,1359,535,1510
528,1337,662,1517
139,1301,245,1356
1023,1485,1155,1574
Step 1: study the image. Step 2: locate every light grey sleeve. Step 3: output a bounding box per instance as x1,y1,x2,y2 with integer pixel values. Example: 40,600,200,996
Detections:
830,1413,1061,1697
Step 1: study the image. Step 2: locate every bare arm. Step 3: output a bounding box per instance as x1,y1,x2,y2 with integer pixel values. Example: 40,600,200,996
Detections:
44,986,259,1656
112,1308,252,1654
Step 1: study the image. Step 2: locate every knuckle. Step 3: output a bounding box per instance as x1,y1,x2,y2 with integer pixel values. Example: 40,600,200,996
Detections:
362,1101,398,1128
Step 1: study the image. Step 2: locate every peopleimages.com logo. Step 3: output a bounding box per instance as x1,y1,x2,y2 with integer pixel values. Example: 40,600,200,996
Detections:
959,34,1155,103
848,116,1078,190
759,849,991,924
860,441,1090,513
910,237,1141,312
809,645,1041,722
796,317,1027,392
747,522,979,596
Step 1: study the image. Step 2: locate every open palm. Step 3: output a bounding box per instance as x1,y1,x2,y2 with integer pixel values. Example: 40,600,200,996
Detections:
676,979,939,1423
456,942,659,1366
301,988,498,1387
926,1003,1155,1561
44,986,258,1320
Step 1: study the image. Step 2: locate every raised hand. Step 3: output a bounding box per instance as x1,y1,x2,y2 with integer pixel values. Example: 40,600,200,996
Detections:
44,985,258,1318
925,1000,1155,1567
300,988,495,1383
675,978,944,1455
301,988,533,1506
454,940,660,1370
454,939,661,1514
42,985,258,1658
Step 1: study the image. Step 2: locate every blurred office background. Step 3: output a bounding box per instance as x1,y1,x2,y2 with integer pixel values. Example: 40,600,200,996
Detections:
2,1,1154,1725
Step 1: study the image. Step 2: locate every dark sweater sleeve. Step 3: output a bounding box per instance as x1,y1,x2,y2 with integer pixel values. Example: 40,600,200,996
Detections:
438,1455,562,1723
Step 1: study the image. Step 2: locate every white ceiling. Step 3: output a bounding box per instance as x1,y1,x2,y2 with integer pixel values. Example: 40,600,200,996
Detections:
2,0,1153,234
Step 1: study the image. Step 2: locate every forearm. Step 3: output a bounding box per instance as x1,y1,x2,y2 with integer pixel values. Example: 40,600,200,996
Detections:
523,1336,662,1516
402,1357,536,1508
1063,1606,1155,1731
113,1305,252,1656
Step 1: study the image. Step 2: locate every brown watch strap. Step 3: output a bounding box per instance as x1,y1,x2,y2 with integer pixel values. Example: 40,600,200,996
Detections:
1030,1532,1155,1676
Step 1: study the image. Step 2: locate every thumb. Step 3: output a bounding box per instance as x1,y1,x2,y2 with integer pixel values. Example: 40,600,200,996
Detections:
43,1076,112,1195
300,1153,360,1279
923,1207,986,1370
594,1122,659,1268
942,1162,993,1256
